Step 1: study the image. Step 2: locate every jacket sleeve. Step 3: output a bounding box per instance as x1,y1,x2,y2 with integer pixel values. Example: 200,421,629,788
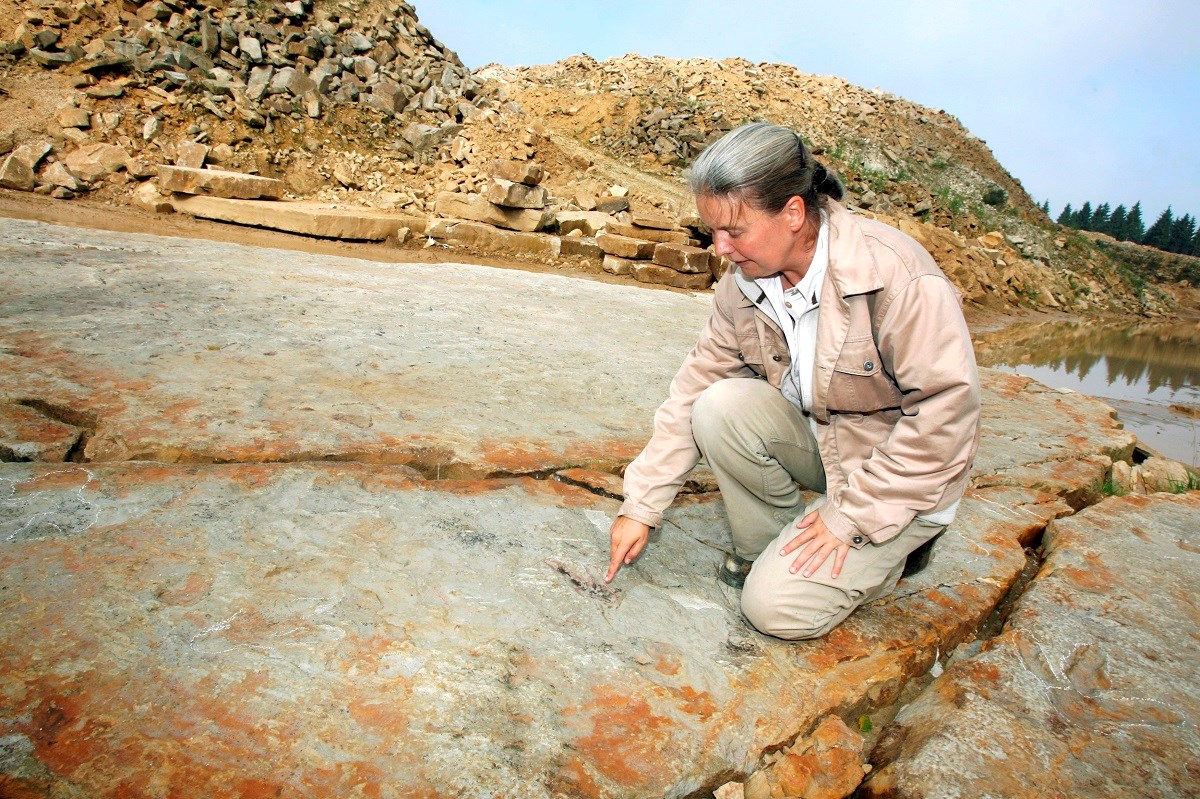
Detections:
618,281,754,527
818,272,981,548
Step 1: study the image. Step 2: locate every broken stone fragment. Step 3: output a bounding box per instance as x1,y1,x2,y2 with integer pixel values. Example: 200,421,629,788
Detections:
30,48,75,67
601,254,635,276
485,177,546,210
0,155,36,191
239,36,263,63
653,242,711,274
597,233,655,260
426,219,560,262
158,165,284,200
0,401,83,461
630,212,673,230
434,191,547,233
555,210,612,237
492,159,544,186
56,106,91,129
594,194,630,214
43,162,86,191
607,220,691,245
745,715,865,799
633,262,714,289
63,143,130,183
175,141,208,170
132,182,174,213
558,236,603,265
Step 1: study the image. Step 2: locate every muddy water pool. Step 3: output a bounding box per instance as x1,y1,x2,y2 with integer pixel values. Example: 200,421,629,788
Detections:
973,321,1200,467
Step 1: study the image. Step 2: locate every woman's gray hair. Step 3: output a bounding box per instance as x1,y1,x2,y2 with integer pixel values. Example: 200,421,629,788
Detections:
687,122,844,215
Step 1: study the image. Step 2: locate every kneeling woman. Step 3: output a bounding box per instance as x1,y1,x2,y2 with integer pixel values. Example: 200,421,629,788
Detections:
605,122,981,640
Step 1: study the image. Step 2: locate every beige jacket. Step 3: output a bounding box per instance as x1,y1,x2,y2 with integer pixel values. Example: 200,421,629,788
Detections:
619,202,981,548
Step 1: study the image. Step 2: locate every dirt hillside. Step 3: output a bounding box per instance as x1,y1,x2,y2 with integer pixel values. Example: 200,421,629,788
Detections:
0,0,1192,316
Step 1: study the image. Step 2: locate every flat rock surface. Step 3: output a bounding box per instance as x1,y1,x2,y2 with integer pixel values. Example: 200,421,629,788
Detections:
0,217,1155,797
0,463,1062,798
0,217,708,475
862,491,1200,798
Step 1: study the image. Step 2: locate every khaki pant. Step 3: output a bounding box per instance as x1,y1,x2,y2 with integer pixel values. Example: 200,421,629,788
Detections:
692,378,945,640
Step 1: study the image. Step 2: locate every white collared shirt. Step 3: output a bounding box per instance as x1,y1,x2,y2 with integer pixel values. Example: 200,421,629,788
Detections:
757,210,829,429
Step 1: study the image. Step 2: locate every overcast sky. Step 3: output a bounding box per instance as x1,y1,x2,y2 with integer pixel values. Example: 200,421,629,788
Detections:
414,0,1199,224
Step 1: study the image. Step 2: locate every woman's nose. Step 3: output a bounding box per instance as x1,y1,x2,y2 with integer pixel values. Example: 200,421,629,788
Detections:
712,231,734,257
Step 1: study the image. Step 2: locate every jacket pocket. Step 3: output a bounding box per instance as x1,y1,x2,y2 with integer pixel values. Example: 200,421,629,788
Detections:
826,337,902,412
735,334,767,378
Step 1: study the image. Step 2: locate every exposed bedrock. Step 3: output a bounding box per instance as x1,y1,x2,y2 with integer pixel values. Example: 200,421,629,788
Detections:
0,216,1180,798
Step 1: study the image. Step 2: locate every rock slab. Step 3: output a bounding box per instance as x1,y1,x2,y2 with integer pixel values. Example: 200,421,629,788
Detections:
863,491,1200,799
158,164,285,200
171,194,426,240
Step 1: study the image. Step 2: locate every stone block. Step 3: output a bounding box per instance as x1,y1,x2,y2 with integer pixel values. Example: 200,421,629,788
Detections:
427,219,560,262
597,233,655,260
710,252,733,280
131,182,174,213
1139,456,1192,493
57,106,91,128
559,236,603,265
606,220,691,245
43,162,86,191
175,141,208,170
172,195,426,240
631,212,673,230
595,194,630,213
0,154,35,191
602,254,635,276
492,159,544,185
434,191,547,233
10,142,52,171
555,210,612,237
158,165,284,200
653,242,712,274
633,263,714,289
485,177,546,210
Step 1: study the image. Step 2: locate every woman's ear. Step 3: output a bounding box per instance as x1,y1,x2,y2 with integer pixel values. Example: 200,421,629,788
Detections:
784,195,808,232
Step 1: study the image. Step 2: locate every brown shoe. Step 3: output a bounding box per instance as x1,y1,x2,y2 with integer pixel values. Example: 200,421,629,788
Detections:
719,553,753,589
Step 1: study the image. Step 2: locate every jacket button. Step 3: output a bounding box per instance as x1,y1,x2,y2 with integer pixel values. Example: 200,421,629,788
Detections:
737,351,744,360
863,360,874,371
852,535,864,544
772,354,782,362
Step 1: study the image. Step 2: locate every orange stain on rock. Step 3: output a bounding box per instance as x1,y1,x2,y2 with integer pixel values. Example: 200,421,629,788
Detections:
571,689,675,787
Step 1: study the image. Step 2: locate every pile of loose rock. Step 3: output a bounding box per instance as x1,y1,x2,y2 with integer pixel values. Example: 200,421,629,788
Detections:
0,0,494,199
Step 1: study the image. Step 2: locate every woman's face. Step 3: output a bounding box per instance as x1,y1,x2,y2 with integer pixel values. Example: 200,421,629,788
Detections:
696,193,809,282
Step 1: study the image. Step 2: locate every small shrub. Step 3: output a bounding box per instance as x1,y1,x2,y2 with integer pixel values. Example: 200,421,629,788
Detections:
982,185,1008,207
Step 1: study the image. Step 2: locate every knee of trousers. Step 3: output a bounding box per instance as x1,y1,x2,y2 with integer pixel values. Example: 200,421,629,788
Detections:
740,576,847,641
691,378,769,455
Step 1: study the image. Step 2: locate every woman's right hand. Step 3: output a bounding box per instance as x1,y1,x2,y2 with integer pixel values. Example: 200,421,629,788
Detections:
605,516,651,583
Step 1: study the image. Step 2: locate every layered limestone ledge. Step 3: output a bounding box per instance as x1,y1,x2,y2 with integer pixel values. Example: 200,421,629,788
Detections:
170,194,428,241
862,492,1200,798
0,216,1164,797
0,463,1066,798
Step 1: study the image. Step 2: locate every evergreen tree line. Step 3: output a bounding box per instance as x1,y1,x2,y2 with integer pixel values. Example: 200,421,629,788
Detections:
1043,199,1200,257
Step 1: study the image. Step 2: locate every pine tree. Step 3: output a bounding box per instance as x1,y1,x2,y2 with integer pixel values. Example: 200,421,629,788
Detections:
1190,227,1200,257
1143,207,1174,249
1092,202,1111,234
1077,201,1093,230
1123,202,1145,242
1168,213,1197,254
1109,205,1128,239
1040,199,1051,216
1057,203,1074,226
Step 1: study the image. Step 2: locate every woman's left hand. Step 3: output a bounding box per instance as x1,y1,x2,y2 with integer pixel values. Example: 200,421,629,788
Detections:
780,510,850,579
